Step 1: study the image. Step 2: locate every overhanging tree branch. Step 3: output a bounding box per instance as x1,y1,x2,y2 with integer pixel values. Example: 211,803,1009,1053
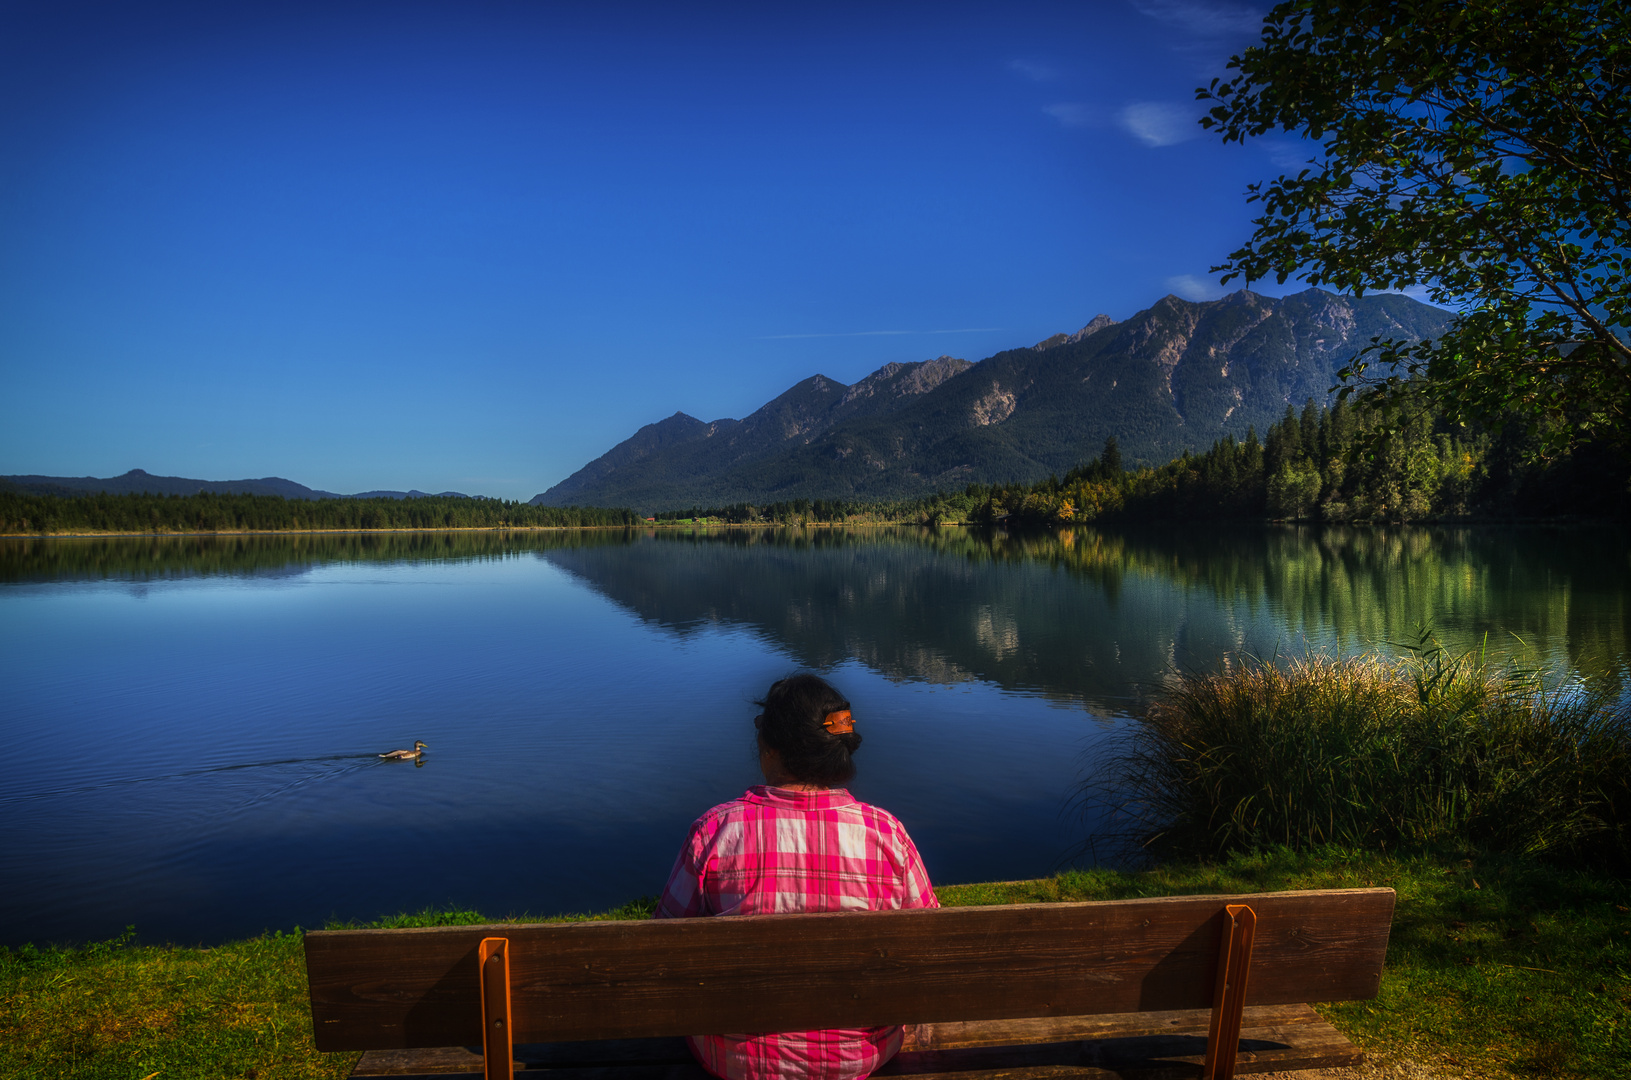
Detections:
1201,0,1631,456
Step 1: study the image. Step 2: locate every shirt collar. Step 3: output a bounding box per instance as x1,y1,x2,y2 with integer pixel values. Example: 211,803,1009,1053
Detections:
744,784,856,809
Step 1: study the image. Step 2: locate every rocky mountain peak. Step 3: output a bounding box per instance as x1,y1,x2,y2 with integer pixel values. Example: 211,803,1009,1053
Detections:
841,355,972,406
1070,314,1117,342
1033,315,1118,351
894,355,972,395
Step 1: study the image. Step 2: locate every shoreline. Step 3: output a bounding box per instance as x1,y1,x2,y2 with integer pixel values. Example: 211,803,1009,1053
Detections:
2,516,1622,540
0,524,638,539
0,521,945,539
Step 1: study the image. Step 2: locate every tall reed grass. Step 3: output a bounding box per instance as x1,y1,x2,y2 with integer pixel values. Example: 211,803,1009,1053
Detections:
1111,638,1630,868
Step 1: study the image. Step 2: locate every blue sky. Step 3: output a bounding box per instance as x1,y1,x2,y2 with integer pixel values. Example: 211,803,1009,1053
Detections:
1,0,1312,500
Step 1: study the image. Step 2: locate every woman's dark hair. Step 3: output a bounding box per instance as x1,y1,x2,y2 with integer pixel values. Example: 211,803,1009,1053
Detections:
755,673,860,787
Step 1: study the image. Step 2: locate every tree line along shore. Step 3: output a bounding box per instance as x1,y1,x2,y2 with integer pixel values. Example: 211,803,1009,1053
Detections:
655,397,1630,528
0,491,641,536
6,398,1629,537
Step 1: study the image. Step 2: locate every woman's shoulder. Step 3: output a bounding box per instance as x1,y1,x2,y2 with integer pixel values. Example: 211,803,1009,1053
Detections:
690,792,757,826
686,787,794,829
839,796,917,835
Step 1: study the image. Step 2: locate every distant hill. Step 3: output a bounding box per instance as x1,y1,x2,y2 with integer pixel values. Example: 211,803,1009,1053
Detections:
537,355,974,510
532,289,1453,511
0,469,475,501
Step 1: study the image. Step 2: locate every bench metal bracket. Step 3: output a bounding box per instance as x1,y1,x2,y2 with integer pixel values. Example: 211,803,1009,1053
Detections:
479,937,514,1080
1202,903,1257,1080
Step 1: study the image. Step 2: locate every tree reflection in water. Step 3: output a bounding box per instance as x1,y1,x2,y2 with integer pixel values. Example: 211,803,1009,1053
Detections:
5,524,1625,704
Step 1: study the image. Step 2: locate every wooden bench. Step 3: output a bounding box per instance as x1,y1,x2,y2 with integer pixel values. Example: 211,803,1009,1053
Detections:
304,888,1395,1080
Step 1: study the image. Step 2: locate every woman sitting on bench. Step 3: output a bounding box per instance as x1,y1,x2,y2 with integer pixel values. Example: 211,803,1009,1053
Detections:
656,673,939,1080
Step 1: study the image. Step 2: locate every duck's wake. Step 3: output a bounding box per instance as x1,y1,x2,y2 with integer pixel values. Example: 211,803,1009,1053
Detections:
1,752,405,806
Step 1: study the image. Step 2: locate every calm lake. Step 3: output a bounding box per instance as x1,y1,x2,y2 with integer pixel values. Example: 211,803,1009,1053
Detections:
2,525,1627,947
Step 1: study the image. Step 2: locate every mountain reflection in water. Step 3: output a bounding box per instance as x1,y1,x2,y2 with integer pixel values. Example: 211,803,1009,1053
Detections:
538,524,1630,704
0,524,1624,948
9,524,1624,699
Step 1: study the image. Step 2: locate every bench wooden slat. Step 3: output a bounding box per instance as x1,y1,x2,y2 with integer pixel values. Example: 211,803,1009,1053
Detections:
900,1002,1332,1050
349,1004,1362,1079
353,1039,693,1075
307,890,1393,1052
887,1005,1362,1077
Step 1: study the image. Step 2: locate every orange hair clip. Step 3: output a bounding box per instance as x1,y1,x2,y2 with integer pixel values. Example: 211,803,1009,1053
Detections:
823,709,854,734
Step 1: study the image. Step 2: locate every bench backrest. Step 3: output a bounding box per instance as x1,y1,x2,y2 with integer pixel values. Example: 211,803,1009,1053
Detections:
304,888,1394,1053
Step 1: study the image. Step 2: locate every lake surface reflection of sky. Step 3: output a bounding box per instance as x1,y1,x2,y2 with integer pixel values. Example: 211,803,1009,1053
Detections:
1,525,1625,947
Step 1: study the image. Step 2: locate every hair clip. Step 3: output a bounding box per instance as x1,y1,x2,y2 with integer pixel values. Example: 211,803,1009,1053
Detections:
823,709,854,734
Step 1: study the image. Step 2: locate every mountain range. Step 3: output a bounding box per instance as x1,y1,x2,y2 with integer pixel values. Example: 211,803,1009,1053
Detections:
0,469,475,501
532,288,1453,511
5,290,1452,513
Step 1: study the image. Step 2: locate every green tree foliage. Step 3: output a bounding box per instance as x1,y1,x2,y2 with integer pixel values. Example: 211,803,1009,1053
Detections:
650,491,986,527
0,492,638,535
970,395,1626,525
1202,0,1631,455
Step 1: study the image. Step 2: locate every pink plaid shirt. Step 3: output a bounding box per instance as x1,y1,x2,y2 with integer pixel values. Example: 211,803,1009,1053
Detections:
656,785,939,1080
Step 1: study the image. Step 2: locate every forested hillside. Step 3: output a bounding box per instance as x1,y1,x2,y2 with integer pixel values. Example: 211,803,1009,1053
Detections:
651,396,1628,526
536,356,975,509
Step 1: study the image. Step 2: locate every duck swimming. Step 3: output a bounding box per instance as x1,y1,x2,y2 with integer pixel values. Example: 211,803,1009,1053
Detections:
379,740,427,760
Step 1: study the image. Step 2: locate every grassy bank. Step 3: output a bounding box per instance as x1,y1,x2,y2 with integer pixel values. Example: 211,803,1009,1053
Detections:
3,851,1626,1080
1108,639,1631,871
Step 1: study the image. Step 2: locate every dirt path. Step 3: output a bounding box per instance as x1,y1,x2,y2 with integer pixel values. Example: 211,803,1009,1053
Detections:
1260,1054,1459,1080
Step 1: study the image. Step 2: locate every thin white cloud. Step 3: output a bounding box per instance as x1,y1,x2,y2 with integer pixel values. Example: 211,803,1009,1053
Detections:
761,328,1004,340
1263,137,1319,170
1165,274,1227,300
1119,102,1201,146
1044,102,1105,129
1130,0,1265,40
1008,59,1061,83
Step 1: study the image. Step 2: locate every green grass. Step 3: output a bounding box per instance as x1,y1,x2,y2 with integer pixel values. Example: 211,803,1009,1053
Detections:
0,902,658,1080
1110,639,1631,868
942,849,1631,1079
0,927,328,1080
3,854,1626,1080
